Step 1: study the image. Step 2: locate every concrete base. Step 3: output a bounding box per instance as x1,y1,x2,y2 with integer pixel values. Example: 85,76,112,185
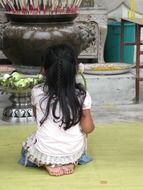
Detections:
79,72,135,105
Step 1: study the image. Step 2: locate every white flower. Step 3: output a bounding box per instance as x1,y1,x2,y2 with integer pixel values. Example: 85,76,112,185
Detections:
3,74,10,80
78,63,84,73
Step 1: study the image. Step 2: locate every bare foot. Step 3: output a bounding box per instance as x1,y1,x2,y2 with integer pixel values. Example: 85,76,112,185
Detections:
62,164,75,175
46,165,64,176
45,164,75,176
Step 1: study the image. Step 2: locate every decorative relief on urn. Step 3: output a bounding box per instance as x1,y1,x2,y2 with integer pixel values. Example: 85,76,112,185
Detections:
80,0,94,7
76,20,98,58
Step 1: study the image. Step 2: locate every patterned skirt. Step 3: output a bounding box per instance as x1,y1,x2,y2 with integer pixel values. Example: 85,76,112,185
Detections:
18,133,92,167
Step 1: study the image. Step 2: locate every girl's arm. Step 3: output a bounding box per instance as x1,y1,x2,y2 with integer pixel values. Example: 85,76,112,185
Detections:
80,109,95,134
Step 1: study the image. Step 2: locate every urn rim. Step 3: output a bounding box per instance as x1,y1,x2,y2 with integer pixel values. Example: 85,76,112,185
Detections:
5,12,78,23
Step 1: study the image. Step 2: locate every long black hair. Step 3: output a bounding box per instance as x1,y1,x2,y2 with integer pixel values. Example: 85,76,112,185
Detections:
40,44,86,130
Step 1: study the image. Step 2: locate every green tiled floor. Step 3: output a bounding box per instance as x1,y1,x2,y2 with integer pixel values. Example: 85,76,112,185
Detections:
0,122,143,190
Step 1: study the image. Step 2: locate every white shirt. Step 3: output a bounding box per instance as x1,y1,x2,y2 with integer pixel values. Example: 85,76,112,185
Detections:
29,84,91,164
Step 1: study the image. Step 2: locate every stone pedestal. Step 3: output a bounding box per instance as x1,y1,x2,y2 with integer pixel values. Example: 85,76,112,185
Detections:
78,71,135,105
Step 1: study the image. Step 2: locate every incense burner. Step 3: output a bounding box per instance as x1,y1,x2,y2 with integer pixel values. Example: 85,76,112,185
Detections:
0,12,94,74
0,0,94,74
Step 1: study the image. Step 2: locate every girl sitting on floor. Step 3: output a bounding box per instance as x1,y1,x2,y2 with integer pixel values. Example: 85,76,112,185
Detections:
19,44,95,176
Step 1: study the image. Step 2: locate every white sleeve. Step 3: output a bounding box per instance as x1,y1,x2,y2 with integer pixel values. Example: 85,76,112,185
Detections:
31,84,44,106
82,91,92,110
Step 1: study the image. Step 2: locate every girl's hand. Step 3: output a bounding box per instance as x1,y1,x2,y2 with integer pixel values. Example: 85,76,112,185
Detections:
80,109,95,134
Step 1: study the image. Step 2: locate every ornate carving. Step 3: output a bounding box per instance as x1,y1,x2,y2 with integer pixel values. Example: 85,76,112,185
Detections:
75,22,96,54
76,9,107,63
75,18,98,58
80,0,94,7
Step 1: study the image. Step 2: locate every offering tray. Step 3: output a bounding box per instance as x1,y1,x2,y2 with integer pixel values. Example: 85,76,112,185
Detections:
0,86,32,94
0,72,44,123
83,63,134,75
0,72,44,92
